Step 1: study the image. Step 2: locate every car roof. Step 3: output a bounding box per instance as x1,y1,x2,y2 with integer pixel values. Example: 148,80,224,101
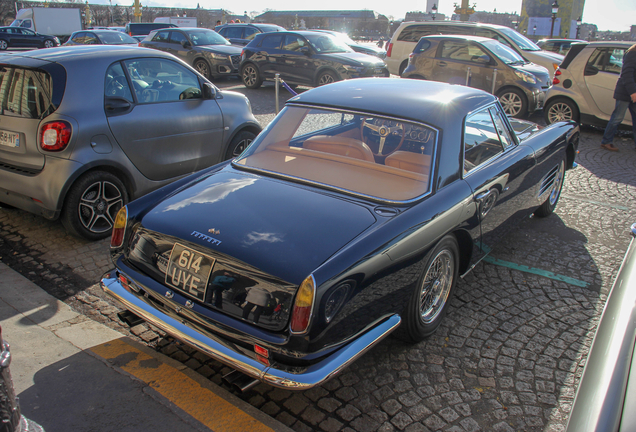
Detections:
422,34,500,43
0,45,174,63
288,78,496,127
398,20,509,30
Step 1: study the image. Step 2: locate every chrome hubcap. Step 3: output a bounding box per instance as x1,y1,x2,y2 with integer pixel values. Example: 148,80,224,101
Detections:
78,181,123,233
419,249,454,323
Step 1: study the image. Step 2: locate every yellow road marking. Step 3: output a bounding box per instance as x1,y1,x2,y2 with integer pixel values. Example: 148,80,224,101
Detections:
91,338,274,432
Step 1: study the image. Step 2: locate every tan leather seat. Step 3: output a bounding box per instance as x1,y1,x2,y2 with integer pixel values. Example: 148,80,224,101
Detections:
385,151,431,174
303,135,375,162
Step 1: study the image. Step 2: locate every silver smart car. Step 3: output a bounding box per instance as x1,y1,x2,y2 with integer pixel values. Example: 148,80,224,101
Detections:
0,45,261,240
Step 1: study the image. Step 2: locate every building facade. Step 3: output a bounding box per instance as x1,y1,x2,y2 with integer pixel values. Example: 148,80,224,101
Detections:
519,0,585,39
254,10,389,36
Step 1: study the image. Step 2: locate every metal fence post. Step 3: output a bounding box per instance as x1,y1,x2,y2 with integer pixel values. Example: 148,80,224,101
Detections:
275,73,280,114
465,67,472,86
491,69,498,94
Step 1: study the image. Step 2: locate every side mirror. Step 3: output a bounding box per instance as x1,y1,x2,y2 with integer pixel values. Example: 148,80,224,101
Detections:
584,64,599,76
181,40,191,49
473,55,491,64
202,82,216,99
300,46,311,55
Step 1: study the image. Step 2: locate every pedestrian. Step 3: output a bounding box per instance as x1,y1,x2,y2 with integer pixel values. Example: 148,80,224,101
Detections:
216,20,221,26
600,43,636,152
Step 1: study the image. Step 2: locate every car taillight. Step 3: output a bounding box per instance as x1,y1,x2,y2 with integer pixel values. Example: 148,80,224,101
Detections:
386,42,393,57
40,121,71,151
552,68,562,85
290,275,315,334
110,206,127,248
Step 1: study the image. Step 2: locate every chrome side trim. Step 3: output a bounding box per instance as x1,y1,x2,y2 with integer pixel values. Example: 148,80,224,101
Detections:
100,275,401,390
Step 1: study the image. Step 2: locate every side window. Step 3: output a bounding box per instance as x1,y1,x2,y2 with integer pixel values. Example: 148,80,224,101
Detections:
490,107,514,148
438,25,470,36
244,27,258,41
605,48,625,74
169,31,188,45
398,25,435,42
217,28,228,37
105,62,133,102
20,20,31,28
260,34,283,49
152,31,170,43
464,108,505,174
224,27,243,39
124,59,201,103
71,32,86,43
84,33,98,44
282,35,306,51
587,48,606,70
440,41,486,63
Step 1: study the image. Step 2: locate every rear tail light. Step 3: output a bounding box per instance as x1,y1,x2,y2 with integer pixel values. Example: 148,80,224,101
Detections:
40,121,71,151
552,68,562,85
290,275,315,334
386,42,393,57
110,206,127,248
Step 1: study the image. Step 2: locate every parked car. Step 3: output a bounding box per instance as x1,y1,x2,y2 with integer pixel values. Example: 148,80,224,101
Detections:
544,41,633,128
0,26,58,50
101,78,579,390
402,35,551,118
537,38,586,56
64,29,138,46
309,29,386,58
139,27,242,80
386,21,564,77
124,22,177,38
566,222,636,431
214,23,285,46
240,31,389,89
0,46,261,240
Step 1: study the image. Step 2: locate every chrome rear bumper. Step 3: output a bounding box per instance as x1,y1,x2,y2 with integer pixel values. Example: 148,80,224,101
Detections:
100,273,401,390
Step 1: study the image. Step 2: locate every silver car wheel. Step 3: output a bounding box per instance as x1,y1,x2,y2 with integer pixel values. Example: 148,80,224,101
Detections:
194,60,210,79
0,40,7,50
232,137,252,157
243,65,258,87
318,72,336,86
547,102,573,123
44,40,55,48
78,180,124,234
499,91,523,117
419,249,454,324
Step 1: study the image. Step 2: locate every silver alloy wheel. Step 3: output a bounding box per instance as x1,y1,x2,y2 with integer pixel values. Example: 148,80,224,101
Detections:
243,65,258,87
0,40,7,50
549,160,565,206
499,92,523,117
77,180,124,234
547,102,573,123
194,60,210,79
419,249,454,324
232,137,252,157
318,72,335,86
44,40,55,48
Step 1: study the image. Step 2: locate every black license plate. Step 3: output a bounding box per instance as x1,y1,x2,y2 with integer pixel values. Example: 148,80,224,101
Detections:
165,243,215,301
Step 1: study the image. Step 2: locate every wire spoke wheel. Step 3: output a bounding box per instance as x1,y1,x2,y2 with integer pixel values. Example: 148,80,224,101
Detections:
419,249,454,324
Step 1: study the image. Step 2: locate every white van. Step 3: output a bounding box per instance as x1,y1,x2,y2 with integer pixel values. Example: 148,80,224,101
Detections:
386,21,564,77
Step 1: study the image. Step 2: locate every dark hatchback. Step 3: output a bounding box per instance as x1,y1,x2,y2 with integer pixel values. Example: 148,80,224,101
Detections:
140,28,242,80
214,23,285,46
0,27,58,50
240,30,389,89
64,29,138,46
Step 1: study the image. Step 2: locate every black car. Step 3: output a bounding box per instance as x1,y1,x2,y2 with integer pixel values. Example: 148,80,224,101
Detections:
214,23,285,46
64,29,138,46
101,78,579,390
140,28,243,80
124,22,177,37
309,29,386,59
0,27,58,50
240,31,389,89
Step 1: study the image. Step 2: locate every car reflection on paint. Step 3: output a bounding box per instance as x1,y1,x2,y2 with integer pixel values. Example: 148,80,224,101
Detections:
101,78,579,390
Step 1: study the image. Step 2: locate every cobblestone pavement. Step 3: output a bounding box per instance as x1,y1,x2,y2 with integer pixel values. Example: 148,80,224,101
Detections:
0,111,635,432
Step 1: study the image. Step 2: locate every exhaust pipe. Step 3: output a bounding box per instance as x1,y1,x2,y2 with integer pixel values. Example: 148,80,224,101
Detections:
223,369,260,392
117,310,144,327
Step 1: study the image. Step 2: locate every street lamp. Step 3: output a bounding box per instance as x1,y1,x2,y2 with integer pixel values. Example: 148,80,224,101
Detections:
550,0,559,38
431,4,437,21
576,16,582,39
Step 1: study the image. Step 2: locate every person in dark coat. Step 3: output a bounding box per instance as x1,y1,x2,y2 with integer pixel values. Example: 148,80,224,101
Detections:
600,44,636,151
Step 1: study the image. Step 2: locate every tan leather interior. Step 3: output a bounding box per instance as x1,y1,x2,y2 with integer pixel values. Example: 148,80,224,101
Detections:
303,135,375,162
385,151,432,174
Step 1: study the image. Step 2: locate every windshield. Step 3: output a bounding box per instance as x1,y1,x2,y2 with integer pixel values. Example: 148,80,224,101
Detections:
304,33,353,53
482,39,525,64
96,31,137,44
235,106,436,202
187,29,230,46
330,31,356,45
498,26,541,51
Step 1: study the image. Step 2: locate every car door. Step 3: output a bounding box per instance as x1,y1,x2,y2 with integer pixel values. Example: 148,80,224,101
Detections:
253,33,285,80
166,30,190,63
147,30,171,53
431,40,495,92
584,47,628,118
278,34,313,85
18,29,42,48
104,58,225,181
462,104,536,257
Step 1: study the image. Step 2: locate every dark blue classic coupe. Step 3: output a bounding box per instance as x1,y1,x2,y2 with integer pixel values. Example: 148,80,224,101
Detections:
101,78,579,390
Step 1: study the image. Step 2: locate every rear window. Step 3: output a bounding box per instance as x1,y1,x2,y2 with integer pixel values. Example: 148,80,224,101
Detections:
398,25,439,42
0,66,55,119
126,23,176,36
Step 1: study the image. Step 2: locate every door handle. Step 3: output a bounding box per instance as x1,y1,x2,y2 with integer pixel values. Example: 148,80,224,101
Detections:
438,61,447,67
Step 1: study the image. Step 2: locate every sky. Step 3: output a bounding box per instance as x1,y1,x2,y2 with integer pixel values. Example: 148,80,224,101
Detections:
135,0,635,33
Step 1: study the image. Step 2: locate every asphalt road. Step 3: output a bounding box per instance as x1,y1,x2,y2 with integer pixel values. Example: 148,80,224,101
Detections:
0,76,635,432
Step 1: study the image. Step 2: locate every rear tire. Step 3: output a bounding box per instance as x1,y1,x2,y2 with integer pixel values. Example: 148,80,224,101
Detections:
225,130,256,160
242,63,262,89
398,61,408,77
497,88,527,118
317,70,338,86
43,39,55,48
0,40,7,50
399,235,460,342
61,171,128,241
544,98,580,124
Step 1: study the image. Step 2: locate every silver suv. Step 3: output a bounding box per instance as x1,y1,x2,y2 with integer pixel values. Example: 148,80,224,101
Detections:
544,41,633,128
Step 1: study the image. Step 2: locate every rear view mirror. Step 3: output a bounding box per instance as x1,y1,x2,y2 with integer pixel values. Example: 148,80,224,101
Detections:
181,40,191,49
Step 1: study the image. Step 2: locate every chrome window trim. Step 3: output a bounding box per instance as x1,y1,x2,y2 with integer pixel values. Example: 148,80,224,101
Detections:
232,104,439,205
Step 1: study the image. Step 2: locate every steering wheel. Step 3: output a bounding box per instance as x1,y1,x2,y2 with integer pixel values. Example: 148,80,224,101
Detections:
105,76,126,97
360,118,406,156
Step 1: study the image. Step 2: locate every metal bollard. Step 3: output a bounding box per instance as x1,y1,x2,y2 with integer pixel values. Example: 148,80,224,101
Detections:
491,68,498,94
465,67,472,86
275,73,280,114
